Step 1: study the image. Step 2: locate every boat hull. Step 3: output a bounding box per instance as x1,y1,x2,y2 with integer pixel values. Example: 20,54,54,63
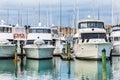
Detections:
0,45,15,58
24,45,55,59
75,43,112,60
112,42,120,55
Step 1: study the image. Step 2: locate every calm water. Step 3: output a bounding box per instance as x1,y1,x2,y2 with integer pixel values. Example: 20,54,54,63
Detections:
0,56,120,80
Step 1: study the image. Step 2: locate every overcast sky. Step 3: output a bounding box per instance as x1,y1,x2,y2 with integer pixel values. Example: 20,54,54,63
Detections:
0,0,119,27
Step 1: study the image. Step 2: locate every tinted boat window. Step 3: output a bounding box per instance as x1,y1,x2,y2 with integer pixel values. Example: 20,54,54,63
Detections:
52,30,58,34
0,27,4,32
36,29,43,33
78,22,104,29
44,29,51,33
81,33,106,39
30,29,51,33
0,27,12,33
29,29,36,33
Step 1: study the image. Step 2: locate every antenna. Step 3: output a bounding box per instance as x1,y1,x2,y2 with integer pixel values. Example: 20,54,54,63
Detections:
59,0,62,32
50,11,53,26
7,9,9,25
46,5,49,27
38,0,41,23
21,13,22,26
116,13,119,25
74,0,77,33
18,10,20,25
49,4,53,26
112,0,114,25
44,4,50,27
97,0,100,20
27,9,29,25
97,8,100,20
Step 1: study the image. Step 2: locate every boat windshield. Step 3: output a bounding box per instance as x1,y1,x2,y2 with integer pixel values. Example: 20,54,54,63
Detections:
0,27,12,33
30,29,51,33
110,37,120,41
112,26,120,31
81,33,106,39
78,22,104,29
52,30,58,34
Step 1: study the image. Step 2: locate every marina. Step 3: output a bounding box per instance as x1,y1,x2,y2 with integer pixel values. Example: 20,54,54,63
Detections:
0,0,120,80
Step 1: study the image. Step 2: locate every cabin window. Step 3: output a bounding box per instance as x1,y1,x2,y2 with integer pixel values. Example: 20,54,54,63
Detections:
79,23,87,28
112,27,120,31
30,29,51,33
114,37,120,41
44,29,51,33
81,33,106,39
52,30,58,34
36,29,43,33
30,29,36,33
0,27,4,32
78,22,104,29
27,40,34,44
0,27,12,33
44,40,52,45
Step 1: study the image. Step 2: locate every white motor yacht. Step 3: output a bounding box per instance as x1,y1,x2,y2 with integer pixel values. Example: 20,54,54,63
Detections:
24,26,55,59
110,25,120,55
73,19,112,59
0,20,15,58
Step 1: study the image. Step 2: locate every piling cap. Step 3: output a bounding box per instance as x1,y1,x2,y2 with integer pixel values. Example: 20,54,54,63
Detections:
102,48,106,52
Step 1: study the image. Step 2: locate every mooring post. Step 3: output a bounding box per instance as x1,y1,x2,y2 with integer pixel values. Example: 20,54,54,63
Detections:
14,43,20,63
67,42,71,60
68,60,71,74
102,48,107,80
14,43,18,77
19,42,24,75
14,44,18,61
20,42,23,56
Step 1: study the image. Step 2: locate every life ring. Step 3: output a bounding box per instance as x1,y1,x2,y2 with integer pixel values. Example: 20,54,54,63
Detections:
20,34,25,38
14,33,19,38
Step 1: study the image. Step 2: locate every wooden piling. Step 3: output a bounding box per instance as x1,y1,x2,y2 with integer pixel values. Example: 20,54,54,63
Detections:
102,48,107,80
20,42,24,56
67,42,71,60
68,60,71,74
14,44,19,62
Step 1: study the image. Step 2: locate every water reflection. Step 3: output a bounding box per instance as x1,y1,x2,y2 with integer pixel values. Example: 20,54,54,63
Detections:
1,57,120,80
25,59,54,79
0,59,14,73
74,59,112,80
0,59,14,80
53,57,74,80
26,59,53,72
111,57,120,80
